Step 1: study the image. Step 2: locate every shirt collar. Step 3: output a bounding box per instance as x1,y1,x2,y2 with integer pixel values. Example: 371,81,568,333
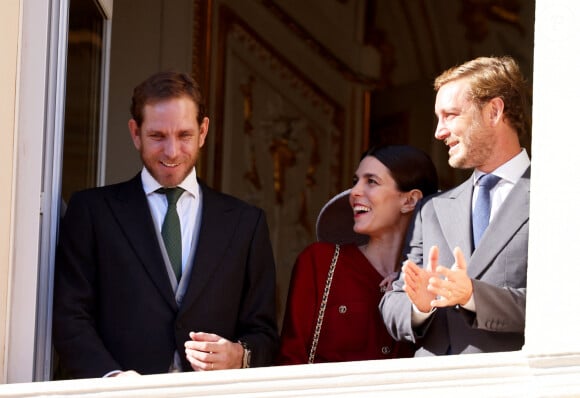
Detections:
473,148,530,186
141,167,200,198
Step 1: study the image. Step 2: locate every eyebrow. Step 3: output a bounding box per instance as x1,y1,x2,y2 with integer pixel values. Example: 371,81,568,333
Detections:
436,104,461,113
359,172,382,181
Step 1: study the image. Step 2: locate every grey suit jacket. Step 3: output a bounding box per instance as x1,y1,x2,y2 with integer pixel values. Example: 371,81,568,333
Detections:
380,167,530,356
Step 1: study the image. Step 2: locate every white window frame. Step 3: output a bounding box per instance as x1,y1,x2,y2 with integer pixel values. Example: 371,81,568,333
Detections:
8,0,112,382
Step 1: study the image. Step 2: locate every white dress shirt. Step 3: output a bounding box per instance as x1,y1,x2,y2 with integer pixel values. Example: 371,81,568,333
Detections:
472,148,531,224
141,167,202,279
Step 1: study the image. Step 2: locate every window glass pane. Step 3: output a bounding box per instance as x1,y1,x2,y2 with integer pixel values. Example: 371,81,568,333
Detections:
62,0,104,203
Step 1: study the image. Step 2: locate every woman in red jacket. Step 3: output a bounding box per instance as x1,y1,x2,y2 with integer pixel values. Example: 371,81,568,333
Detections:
277,145,439,364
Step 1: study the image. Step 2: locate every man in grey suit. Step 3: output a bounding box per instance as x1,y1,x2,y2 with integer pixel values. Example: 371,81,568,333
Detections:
380,56,530,356
53,71,278,378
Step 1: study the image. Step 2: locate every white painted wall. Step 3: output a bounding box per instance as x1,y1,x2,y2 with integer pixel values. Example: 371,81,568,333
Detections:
525,1,580,356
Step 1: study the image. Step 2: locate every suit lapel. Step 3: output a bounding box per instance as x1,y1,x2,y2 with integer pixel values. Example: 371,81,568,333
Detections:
106,174,177,310
468,167,531,278
178,184,237,313
432,178,474,261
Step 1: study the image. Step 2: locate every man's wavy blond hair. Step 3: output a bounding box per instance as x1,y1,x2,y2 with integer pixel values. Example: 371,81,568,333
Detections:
434,56,530,139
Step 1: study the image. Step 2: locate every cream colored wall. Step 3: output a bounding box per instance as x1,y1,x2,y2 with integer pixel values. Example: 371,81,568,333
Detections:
0,0,20,384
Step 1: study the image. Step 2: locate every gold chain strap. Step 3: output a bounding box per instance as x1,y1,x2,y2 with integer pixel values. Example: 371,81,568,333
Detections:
308,244,340,364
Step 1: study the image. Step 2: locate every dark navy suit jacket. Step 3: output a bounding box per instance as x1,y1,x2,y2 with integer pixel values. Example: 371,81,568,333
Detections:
53,173,279,378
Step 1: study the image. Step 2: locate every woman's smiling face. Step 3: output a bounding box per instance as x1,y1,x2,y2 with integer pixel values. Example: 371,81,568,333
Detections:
349,156,406,238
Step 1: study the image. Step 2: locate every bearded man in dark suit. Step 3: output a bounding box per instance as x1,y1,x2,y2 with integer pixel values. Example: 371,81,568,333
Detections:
53,71,278,378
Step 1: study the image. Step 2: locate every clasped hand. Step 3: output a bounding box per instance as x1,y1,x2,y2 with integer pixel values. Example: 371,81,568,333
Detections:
402,246,473,313
184,331,244,371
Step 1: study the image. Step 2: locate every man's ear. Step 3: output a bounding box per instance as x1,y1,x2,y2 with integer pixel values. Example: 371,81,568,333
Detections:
401,189,423,214
487,97,505,126
198,117,210,148
128,119,141,150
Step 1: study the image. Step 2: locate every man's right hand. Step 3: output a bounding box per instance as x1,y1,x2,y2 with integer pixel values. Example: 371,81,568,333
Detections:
402,245,439,312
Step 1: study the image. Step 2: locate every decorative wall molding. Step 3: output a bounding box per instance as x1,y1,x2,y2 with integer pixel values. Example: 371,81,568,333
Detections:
211,4,345,191
192,0,212,103
230,23,337,119
261,0,380,86
207,4,349,324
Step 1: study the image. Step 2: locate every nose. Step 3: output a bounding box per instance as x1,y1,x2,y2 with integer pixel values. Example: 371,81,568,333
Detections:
350,180,363,198
164,137,179,158
348,189,358,211
434,119,449,141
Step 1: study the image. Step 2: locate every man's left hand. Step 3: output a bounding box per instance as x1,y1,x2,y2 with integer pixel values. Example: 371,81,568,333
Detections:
184,332,244,371
427,247,473,308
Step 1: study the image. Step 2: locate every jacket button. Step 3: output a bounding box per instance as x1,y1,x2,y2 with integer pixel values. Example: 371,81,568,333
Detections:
381,346,391,354
338,305,347,314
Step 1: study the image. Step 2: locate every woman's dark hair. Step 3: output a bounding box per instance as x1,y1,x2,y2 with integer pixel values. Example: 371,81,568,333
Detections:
362,145,439,197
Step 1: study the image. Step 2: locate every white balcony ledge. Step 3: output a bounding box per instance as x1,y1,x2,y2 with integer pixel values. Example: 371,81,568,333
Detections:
1,350,579,397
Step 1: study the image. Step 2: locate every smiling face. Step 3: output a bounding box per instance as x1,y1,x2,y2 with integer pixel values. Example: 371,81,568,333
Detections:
434,78,496,170
129,96,208,187
349,156,407,238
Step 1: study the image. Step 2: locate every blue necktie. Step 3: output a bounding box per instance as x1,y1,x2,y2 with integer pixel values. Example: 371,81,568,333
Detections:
158,187,185,281
472,174,501,248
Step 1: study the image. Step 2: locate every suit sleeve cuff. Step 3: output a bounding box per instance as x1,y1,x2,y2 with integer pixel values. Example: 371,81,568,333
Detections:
411,304,435,327
103,370,122,378
460,293,476,312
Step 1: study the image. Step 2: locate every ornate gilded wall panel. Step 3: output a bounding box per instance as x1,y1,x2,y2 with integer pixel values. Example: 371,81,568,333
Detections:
210,6,346,321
